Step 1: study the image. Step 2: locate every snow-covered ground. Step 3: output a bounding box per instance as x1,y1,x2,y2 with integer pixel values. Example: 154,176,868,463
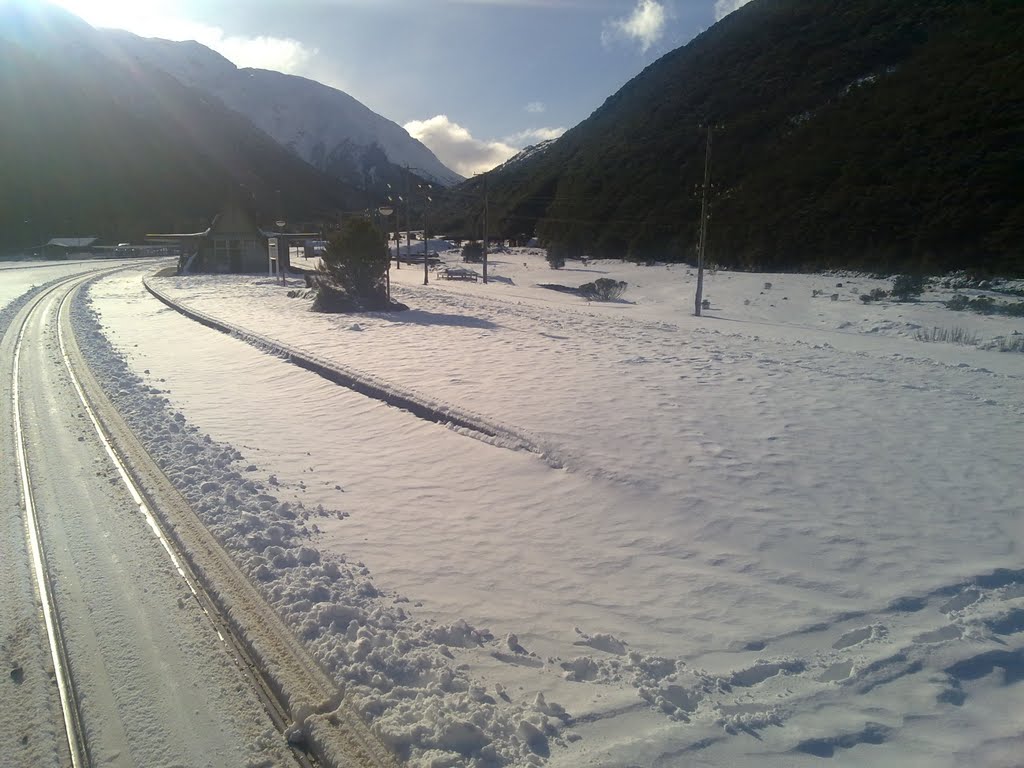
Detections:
68,251,1024,766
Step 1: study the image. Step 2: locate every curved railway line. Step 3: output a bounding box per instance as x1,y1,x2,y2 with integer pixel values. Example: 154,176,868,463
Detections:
3,266,395,768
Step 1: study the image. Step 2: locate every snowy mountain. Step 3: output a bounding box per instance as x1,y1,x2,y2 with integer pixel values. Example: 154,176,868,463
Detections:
103,30,462,189
0,1,360,250
490,139,556,175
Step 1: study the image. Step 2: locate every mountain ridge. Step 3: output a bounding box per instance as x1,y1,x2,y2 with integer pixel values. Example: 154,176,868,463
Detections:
438,0,1023,275
0,1,362,252
103,29,463,189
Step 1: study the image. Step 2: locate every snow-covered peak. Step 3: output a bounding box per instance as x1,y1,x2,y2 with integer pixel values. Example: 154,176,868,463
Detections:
103,30,462,188
491,139,556,175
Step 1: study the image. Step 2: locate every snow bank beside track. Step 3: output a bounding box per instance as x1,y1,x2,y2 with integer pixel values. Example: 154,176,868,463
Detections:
74,283,562,766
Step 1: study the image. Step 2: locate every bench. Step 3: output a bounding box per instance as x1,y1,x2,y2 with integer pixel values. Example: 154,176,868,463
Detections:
441,267,479,281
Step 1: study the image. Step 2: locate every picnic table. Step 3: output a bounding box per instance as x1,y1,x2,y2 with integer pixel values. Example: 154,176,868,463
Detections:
440,267,480,281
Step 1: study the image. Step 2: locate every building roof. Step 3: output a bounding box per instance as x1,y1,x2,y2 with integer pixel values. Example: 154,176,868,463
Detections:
146,226,213,242
47,237,98,247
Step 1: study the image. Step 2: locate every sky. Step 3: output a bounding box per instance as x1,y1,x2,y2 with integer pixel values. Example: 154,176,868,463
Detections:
48,0,754,176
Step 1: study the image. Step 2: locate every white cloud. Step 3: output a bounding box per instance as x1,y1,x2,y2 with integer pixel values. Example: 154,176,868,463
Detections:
714,0,753,21
525,101,546,114
602,0,666,53
52,1,316,73
504,127,566,145
404,116,565,176
212,32,316,72
404,115,518,177
143,19,316,73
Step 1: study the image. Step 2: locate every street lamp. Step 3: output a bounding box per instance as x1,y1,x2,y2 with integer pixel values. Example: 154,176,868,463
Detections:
275,217,286,285
419,183,432,285
378,204,394,300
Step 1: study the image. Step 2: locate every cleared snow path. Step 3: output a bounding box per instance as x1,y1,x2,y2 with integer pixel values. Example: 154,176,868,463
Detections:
2,269,293,767
84,257,1024,767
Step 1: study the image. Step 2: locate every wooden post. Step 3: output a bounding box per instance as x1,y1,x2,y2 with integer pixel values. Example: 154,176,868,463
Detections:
695,124,712,317
423,187,430,286
482,171,489,284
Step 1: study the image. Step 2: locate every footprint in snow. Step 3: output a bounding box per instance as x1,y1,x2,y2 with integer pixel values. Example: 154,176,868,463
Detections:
832,626,874,650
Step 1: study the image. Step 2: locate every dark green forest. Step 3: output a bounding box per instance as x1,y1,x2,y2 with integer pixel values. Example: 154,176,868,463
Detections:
0,5,361,253
436,0,1023,275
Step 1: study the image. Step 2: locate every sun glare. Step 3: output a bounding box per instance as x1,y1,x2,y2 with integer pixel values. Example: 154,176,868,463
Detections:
50,0,174,36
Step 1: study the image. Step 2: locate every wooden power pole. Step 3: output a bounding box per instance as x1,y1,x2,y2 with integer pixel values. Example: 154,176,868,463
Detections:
482,171,489,284
695,124,712,317
423,184,431,285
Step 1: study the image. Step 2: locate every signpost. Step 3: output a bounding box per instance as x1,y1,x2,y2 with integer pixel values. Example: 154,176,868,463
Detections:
268,237,278,277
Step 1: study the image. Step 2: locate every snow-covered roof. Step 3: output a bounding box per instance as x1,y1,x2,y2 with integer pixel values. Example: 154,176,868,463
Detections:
47,237,98,247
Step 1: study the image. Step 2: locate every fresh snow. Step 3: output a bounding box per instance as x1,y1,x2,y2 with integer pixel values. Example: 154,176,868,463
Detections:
35,252,1024,766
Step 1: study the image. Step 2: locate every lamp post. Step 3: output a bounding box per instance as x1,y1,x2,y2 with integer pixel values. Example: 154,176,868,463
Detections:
378,204,394,301
275,217,286,285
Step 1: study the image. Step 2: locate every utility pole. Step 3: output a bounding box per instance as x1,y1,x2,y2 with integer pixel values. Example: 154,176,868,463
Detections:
482,171,489,284
422,184,431,285
694,124,712,317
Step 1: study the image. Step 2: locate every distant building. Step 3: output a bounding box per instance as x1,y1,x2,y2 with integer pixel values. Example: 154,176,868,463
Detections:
147,200,318,275
43,237,98,259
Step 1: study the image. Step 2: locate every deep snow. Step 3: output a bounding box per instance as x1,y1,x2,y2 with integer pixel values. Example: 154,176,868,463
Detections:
57,252,1024,765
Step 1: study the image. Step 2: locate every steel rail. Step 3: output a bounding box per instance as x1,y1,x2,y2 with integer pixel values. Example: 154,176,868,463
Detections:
10,269,317,768
54,280,318,768
12,277,92,768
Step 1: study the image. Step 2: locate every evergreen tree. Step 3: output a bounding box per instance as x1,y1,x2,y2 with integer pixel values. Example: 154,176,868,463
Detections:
318,217,389,302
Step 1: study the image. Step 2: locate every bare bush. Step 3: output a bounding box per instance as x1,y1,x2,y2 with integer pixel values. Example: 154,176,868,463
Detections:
579,278,627,301
993,334,1024,353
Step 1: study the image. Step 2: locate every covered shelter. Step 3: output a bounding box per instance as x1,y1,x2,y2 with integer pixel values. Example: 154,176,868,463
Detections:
147,200,317,275
43,237,98,259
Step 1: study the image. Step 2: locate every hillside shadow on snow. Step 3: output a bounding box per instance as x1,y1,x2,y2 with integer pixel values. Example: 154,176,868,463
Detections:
382,309,499,329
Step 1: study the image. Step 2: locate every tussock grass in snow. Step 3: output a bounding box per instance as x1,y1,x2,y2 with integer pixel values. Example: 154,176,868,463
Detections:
991,334,1024,353
914,326,980,346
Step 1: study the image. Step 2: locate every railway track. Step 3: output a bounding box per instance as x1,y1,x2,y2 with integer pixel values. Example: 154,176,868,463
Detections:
10,270,124,767
4,268,395,768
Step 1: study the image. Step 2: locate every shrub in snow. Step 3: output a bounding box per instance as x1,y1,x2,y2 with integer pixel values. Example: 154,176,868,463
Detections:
579,278,627,301
545,244,567,269
890,274,926,301
945,294,1024,317
461,240,484,263
945,294,970,311
860,287,888,303
315,217,392,311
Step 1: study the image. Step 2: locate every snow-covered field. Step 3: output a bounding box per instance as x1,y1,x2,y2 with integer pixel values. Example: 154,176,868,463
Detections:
55,252,1024,765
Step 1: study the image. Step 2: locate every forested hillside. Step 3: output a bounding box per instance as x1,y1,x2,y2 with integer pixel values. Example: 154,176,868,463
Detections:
438,0,1023,275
